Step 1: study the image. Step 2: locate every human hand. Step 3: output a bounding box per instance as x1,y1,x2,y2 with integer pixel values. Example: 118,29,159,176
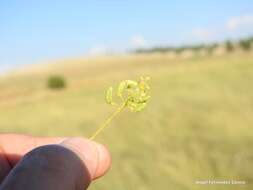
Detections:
0,134,111,190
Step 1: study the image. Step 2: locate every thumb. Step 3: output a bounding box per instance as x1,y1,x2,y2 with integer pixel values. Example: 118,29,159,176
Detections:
0,138,111,190
61,137,111,180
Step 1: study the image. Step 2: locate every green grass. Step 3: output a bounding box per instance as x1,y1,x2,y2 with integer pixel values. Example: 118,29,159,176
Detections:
0,52,253,189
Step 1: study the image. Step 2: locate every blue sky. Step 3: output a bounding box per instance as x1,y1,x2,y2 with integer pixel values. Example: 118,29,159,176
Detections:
0,0,253,71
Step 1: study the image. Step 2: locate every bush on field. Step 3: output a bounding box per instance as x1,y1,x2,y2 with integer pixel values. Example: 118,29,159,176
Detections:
206,43,218,54
47,75,66,89
225,40,234,52
239,40,251,51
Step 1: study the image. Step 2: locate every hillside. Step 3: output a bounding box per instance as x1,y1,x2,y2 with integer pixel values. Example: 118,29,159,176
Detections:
0,52,253,190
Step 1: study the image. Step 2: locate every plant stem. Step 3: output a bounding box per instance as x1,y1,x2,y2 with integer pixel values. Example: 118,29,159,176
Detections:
89,102,127,140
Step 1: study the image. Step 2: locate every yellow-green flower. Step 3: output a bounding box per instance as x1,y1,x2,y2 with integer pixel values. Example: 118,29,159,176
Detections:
106,76,151,112
90,76,151,140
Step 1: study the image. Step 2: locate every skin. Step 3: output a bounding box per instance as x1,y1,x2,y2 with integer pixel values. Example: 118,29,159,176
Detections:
0,134,111,190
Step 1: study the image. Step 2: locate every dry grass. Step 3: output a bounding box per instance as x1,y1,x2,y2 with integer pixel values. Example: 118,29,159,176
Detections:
0,52,253,189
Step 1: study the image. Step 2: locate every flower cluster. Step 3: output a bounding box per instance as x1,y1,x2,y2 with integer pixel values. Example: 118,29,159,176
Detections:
89,76,151,140
106,76,151,112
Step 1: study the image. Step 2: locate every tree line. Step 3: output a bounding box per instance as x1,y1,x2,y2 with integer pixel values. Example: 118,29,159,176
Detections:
134,36,253,54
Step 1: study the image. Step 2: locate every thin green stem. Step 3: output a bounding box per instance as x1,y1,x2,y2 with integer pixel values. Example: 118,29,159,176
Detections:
89,102,127,140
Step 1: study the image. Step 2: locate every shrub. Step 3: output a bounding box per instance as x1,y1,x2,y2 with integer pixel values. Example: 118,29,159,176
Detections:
47,75,66,89
225,40,234,52
239,40,251,51
206,43,218,55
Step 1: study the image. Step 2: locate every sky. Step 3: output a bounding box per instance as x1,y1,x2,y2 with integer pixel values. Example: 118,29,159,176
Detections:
0,0,253,71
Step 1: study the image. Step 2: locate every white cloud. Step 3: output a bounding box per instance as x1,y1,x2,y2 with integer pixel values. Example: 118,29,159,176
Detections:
186,14,253,44
130,35,147,48
88,45,109,56
227,15,253,31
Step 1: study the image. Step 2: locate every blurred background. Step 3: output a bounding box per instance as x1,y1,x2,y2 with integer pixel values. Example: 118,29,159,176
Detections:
1,1,253,189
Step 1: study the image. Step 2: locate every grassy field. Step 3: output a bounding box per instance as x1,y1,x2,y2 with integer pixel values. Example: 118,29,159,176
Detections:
0,52,253,189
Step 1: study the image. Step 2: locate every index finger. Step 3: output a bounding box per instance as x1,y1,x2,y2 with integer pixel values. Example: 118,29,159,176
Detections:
0,133,66,166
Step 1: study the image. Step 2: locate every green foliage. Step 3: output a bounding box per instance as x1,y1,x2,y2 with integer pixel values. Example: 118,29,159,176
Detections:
134,36,253,55
47,75,66,89
135,47,173,54
206,43,218,54
239,39,251,51
225,40,234,52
